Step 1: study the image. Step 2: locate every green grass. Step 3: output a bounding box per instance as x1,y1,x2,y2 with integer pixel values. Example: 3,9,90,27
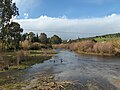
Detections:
94,37,120,42
9,65,29,70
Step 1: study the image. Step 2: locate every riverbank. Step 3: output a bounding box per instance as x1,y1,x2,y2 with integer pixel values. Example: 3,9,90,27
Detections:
0,73,77,90
0,49,56,72
21,73,76,90
76,51,115,56
0,49,57,88
0,73,102,90
53,39,120,57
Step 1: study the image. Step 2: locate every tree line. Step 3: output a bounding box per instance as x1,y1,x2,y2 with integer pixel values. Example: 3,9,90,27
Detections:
20,32,62,50
21,32,62,44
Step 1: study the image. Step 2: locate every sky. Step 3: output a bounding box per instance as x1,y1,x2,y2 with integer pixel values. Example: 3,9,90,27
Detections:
13,0,120,39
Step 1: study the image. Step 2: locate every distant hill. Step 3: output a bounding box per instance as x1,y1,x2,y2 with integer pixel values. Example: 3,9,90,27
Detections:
65,33,120,43
95,33,120,38
93,33,120,42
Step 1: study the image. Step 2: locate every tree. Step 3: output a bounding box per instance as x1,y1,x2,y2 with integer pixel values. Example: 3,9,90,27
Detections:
1,0,19,26
9,22,23,50
28,32,35,42
39,33,48,44
21,33,27,41
0,0,2,29
50,35,62,44
0,0,19,50
31,33,39,42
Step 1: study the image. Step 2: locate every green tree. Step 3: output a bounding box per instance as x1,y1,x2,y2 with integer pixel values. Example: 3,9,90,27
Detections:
21,33,27,41
39,33,48,44
9,22,23,50
0,0,19,50
50,35,62,44
31,33,39,42
28,32,35,42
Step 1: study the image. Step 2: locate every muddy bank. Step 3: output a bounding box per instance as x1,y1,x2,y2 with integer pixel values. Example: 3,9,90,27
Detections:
0,73,108,90
22,73,117,90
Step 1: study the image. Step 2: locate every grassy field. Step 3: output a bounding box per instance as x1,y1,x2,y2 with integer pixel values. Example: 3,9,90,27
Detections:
94,37,120,42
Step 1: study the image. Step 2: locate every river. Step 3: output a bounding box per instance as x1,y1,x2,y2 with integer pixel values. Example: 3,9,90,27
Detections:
1,49,120,89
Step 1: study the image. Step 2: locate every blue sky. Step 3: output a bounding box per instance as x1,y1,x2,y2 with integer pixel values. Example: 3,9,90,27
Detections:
13,0,120,39
14,0,120,19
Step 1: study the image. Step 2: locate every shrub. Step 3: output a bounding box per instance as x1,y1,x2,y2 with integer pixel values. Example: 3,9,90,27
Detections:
46,44,53,49
0,42,2,50
53,44,70,49
93,42,114,54
20,40,31,50
93,43,100,53
112,39,120,55
78,40,95,52
29,42,41,50
16,50,25,65
0,53,9,70
69,42,79,51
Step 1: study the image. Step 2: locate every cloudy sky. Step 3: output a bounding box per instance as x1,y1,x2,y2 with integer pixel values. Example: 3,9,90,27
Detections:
13,0,120,39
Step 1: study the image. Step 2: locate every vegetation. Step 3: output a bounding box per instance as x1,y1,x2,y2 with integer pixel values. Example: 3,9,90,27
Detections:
0,0,120,89
0,0,20,50
54,36,120,56
0,0,62,51
39,33,48,44
0,50,56,71
63,33,120,44
50,35,62,44
0,73,102,90
0,0,62,73
21,74,81,90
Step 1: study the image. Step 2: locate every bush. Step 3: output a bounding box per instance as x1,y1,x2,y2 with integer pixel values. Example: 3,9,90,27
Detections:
20,40,31,50
16,50,26,65
69,42,79,51
0,53,9,70
69,40,95,52
53,44,69,49
0,42,2,50
29,42,41,50
78,40,95,52
93,42,114,54
112,39,120,55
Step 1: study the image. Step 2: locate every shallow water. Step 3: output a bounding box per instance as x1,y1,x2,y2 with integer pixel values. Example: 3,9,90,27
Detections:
1,49,120,89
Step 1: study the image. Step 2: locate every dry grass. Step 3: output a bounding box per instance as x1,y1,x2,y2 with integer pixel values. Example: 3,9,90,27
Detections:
0,52,9,70
110,77,120,89
16,50,26,66
22,74,77,90
53,39,120,56
112,39,120,54
53,43,70,49
93,42,114,54
0,49,56,71
20,40,31,50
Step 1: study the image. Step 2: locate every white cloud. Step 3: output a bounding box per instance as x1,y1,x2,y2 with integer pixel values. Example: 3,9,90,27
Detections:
23,13,29,19
13,14,120,39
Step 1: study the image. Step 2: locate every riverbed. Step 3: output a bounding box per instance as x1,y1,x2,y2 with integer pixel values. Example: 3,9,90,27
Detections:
1,49,120,89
